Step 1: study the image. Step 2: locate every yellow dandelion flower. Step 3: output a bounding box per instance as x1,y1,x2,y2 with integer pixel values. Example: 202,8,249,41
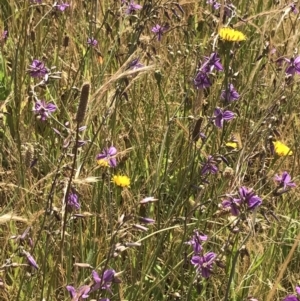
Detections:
225,141,238,149
113,175,130,187
219,27,246,42
97,159,109,167
273,141,293,157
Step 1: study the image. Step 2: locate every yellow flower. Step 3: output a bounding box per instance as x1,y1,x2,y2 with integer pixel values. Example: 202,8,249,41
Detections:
113,175,130,187
219,27,246,42
273,141,293,156
225,141,238,149
97,159,109,167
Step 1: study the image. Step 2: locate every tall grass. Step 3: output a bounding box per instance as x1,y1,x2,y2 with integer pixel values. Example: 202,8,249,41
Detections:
0,0,300,300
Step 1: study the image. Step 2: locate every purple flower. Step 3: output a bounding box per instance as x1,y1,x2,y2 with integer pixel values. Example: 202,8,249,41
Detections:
286,56,300,75
191,251,216,278
91,269,116,293
214,107,235,128
201,155,218,175
67,191,80,210
274,171,296,190
55,2,69,11
222,197,243,216
151,24,168,41
283,296,299,301
290,3,298,14
33,100,57,120
96,147,117,167
138,217,155,224
296,286,300,295
87,37,98,47
193,72,211,89
186,231,207,254
125,1,142,14
28,59,48,78
23,250,39,269
207,0,221,9
221,84,240,102
66,285,90,300
239,186,262,209
202,52,223,73
128,58,144,70
2,30,8,41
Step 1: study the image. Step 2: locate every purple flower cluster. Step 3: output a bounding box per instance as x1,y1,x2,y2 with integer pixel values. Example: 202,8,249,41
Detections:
33,100,57,121
187,231,216,278
193,52,223,90
28,59,48,78
222,186,262,216
201,155,218,175
66,268,119,300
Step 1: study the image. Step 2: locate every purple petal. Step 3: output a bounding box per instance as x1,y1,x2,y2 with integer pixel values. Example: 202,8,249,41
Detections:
66,285,76,298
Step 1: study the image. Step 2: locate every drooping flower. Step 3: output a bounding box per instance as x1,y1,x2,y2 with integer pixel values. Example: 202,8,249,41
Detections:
125,1,142,14
193,72,211,89
96,147,117,167
55,2,69,11
273,141,293,156
91,269,116,293
274,171,296,190
222,197,243,216
219,27,246,42
87,37,98,47
239,186,262,209
201,155,218,175
22,250,39,269
113,175,130,187
202,52,223,73
66,285,90,300
285,56,300,75
67,191,80,210
214,107,235,128
186,231,208,254
191,252,216,278
221,84,240,102
28,59,48,78
33,100,57,120
151,24,168,41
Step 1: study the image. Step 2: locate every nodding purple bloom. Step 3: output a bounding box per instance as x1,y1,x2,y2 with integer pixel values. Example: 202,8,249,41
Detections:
202,52,223,73
125,1,142,14
274,171,296,190
239,186,262,209
33,100,57,121
128,58,144,70
207,0,221,9
193,72,212,89
221,84,240,102
28,59,48,78
214,107,235,128
201,155,218,175
87,37,98,47
67,191,80,210
91,269,116,293
96,146,117,167
55,2,69,11
186,231,207,254
285,56,300,75
23,251,39,269
222,197,242,216
191,252,216,278
151,24,168,41
66,285,90,300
